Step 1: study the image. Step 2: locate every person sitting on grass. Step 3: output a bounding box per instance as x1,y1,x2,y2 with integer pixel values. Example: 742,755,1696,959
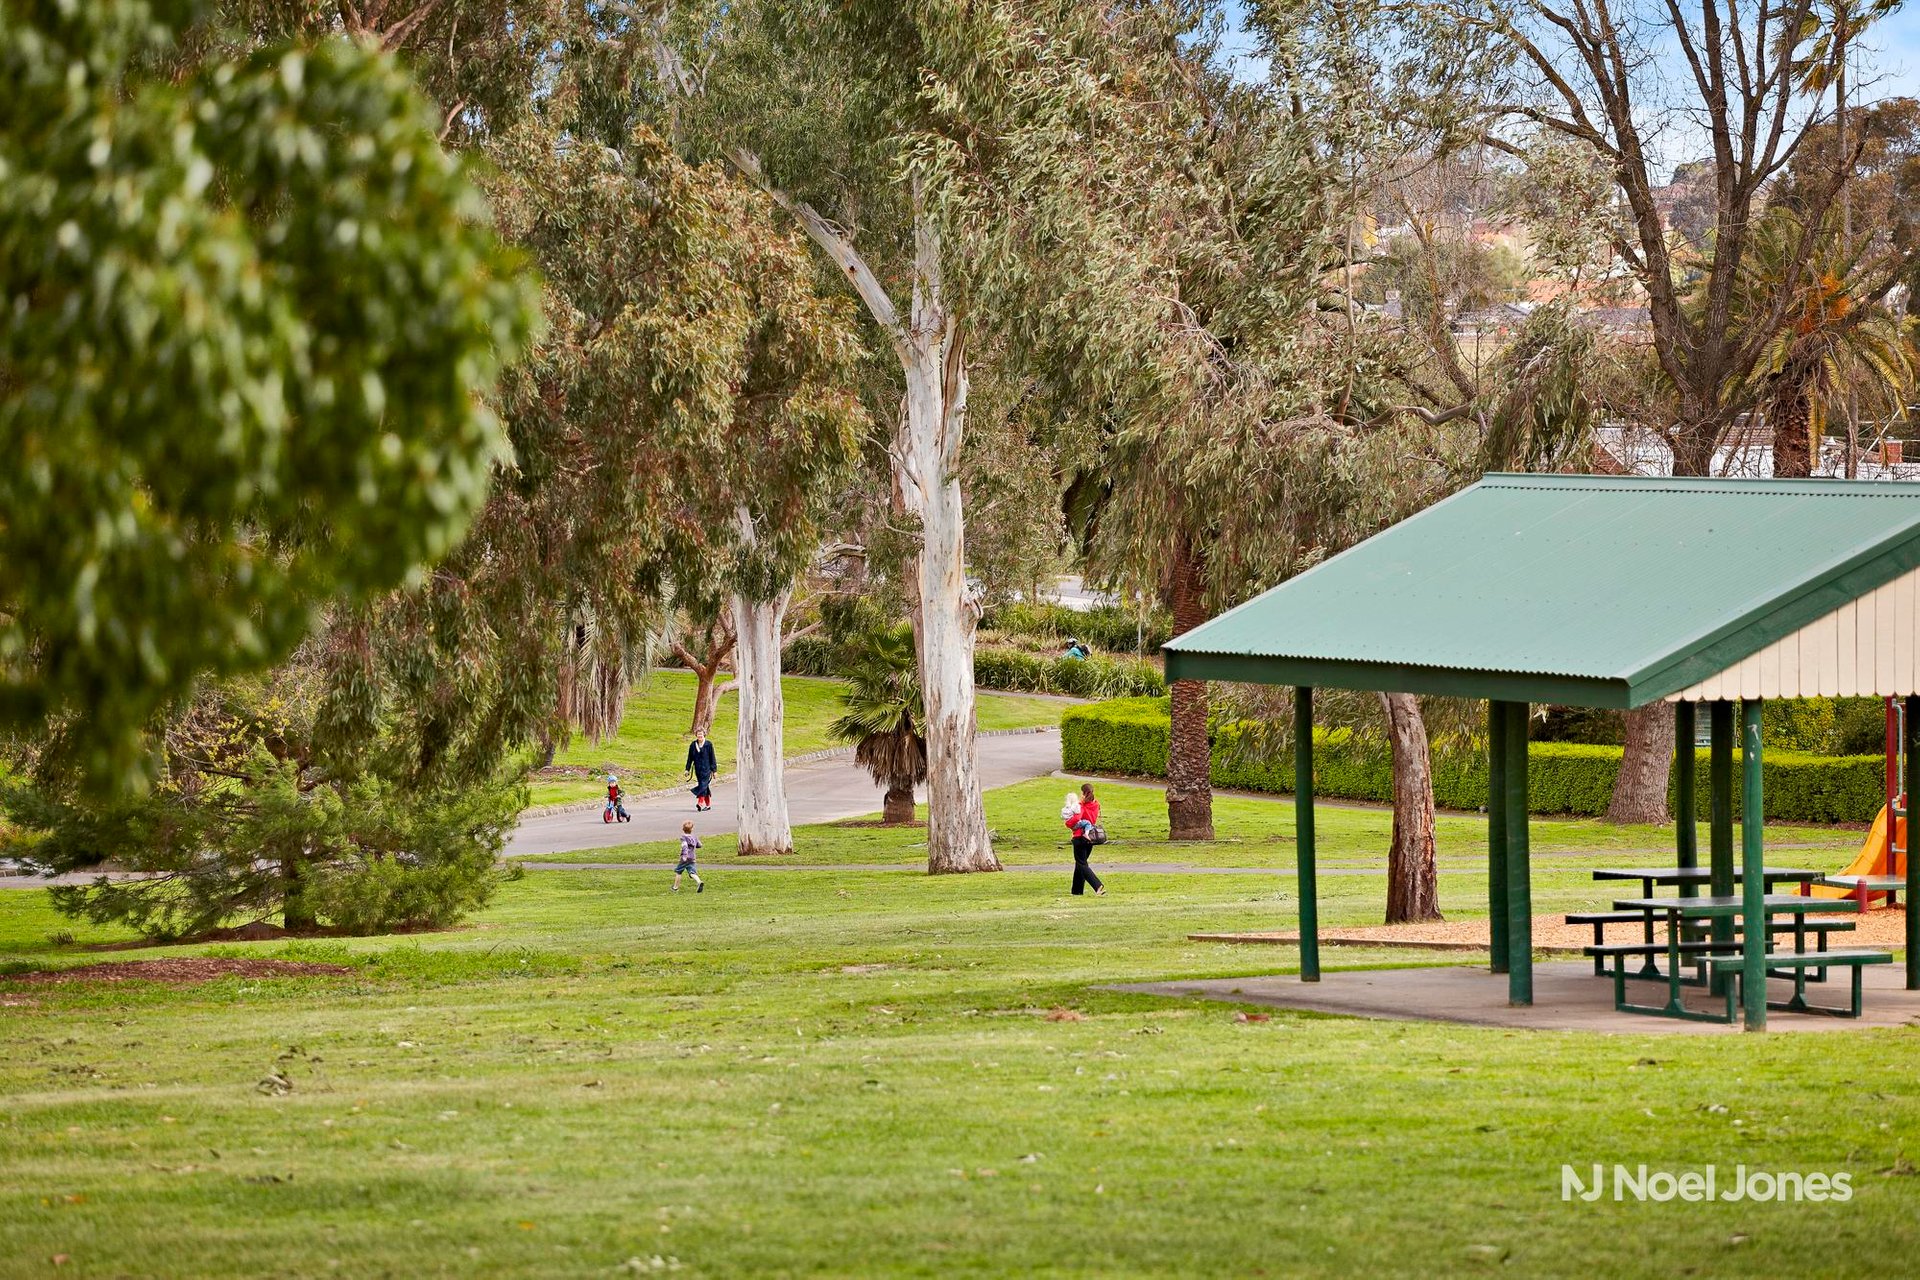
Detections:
1061,637,1089,661
675,820,705,893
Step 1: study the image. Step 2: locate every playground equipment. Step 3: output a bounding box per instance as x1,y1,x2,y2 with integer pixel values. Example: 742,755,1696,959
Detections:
1807,699,1910,908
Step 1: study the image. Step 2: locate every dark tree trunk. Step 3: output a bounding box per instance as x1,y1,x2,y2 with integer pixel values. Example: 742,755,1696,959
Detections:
882,786,916,825
282,857,315,932
1607,700,1676,824
1165,532,1214,841
1612,410,1719,824
1380,692,1441,923
674,621,736,740
689,665,722,738
1770,383,1814,477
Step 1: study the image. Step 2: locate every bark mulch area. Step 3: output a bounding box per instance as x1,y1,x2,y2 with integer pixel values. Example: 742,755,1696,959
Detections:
1192,909,1912,952
88,919,463,952
4,958,354,987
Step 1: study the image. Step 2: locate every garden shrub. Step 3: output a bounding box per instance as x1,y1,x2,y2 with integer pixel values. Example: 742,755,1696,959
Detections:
781,634,842,677
980,601,1173,654
1064,697,1886,823
1530,696,1894,756
975,646,1165,698
1061,697,1171,775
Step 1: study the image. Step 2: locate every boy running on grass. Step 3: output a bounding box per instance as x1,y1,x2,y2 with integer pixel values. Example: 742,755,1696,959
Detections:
675,820,705,893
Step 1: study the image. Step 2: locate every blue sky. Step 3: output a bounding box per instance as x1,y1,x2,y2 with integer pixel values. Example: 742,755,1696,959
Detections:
1217,1,1920,129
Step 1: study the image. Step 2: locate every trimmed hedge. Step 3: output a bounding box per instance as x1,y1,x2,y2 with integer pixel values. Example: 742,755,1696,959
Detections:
1062,698,1886,823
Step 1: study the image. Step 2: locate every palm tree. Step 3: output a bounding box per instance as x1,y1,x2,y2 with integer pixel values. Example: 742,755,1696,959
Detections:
830,625,926,825
1710,207,1917,476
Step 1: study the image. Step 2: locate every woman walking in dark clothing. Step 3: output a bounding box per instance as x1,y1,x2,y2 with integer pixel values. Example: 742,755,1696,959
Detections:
1066,782,1105,896
684,731,718,812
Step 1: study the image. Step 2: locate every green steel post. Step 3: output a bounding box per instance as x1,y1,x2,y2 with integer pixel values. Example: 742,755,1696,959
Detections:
1907,696,1919,989
1741,699,1767,1031
1709,700,1736,991
1675,701,1698,897
1295,686,1320,983
1488,701,1509,974
1505,701,1532,1005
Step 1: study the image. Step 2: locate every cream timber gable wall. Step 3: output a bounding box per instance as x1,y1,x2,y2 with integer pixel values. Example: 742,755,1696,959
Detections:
1667,564,1920,701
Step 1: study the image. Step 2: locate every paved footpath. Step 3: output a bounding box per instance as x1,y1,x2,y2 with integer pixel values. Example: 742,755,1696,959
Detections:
505,726,1063,858
517,859,1393,874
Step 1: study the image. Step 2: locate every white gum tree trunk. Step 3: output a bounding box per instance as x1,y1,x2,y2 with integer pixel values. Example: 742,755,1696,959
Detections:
896,209,996,874
727,153,995,873
729,509,794,857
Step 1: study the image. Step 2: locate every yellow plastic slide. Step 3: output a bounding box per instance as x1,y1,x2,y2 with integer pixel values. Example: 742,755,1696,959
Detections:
1806,804,1906,902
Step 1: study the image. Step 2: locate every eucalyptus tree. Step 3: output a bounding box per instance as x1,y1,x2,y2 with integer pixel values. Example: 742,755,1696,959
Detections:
1410,0,1911,822
651,0,1232,871
0,0,537,787
1041,2,1469,883
698,232,866,857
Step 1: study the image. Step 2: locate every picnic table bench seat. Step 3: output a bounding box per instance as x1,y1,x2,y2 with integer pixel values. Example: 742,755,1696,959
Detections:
1566,911,1854,975
1815,874,1905,905
1703,950,1894,1019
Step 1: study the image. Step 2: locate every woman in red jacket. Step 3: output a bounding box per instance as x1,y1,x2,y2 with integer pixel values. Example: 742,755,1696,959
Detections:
1066,782,1105,896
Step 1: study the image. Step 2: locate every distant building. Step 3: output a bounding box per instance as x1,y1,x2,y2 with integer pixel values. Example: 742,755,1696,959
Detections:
1593,423,1920,481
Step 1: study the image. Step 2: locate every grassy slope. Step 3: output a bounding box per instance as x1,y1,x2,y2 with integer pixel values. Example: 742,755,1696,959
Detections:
0,788,1913,1278
529,672,1066,807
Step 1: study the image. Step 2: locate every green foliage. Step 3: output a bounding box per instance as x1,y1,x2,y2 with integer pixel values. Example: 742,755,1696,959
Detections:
980,601,1174,655
829,625,926,795
780,635,843,678
0,0,538,784
788,632,1165,698
1532,697,1893,756
1066,697,1886,823
1764,696,1891,756
780,595,894,677
4,656,521,939
973,647,1166,699
1532,706,1625,745
1060,696,1172,775
822,595,894,646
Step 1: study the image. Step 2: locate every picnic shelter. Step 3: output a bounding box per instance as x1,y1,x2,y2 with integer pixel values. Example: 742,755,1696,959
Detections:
1164,473,1920,1030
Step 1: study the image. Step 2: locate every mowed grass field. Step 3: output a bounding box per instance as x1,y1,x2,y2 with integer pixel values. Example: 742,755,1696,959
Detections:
2,784,1915,1278
528,672,1068,807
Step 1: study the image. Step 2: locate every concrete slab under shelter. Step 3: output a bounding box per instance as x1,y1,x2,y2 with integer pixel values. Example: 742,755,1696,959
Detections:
1110,961,1920,1035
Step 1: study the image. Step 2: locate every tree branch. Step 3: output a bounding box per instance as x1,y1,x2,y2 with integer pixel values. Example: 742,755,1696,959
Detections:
727,148,909,359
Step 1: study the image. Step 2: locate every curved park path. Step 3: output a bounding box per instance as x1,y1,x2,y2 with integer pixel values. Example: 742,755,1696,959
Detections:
505,726,1064,859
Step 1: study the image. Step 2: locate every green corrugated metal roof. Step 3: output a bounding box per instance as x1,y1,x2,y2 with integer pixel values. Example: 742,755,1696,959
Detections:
1163,474,1920,707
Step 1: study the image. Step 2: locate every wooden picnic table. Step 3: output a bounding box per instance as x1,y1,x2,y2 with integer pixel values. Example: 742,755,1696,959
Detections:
1607,894,1861,1022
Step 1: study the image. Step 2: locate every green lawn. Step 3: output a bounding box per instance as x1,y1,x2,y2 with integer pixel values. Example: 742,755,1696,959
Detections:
1,787,1914,1277
529,776,1869,880
528,672,1068,807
